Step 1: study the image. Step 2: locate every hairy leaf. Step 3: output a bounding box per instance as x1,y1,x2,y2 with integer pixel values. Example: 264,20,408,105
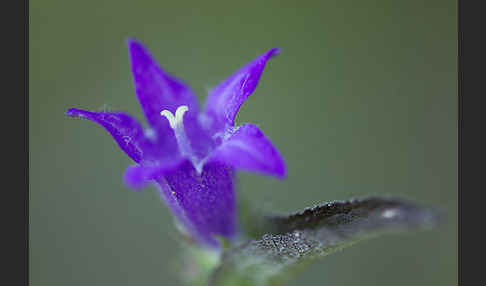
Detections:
210,196,441,286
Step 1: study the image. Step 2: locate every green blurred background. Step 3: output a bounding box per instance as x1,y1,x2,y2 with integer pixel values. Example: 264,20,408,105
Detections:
30,0,457,285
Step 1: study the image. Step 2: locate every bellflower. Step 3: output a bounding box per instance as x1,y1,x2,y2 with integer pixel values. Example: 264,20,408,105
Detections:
66,39,286,248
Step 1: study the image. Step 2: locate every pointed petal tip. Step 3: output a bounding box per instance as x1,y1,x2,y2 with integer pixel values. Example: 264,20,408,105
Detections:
65,108,76,116
259,48,281,64
65,108,89,118
125,37,138,44
126,38,152,62
266,47,281,58
126,37,143,49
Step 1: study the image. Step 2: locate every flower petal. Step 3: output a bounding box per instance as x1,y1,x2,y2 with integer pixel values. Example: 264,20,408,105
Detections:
66,108,149,163
125,160,237,248
123,160,183,190
127,39,199,132
204,48,280,132
207,123,286,178
163,161,237,248
154,176,197,243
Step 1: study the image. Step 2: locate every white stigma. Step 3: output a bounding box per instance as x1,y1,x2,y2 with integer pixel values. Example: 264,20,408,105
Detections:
160,105,204,173
160,105,188,130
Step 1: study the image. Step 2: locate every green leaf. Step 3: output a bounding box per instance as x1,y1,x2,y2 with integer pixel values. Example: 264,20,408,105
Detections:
209,196,441,286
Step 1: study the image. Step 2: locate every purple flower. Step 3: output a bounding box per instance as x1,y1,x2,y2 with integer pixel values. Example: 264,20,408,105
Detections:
66,39,286,248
